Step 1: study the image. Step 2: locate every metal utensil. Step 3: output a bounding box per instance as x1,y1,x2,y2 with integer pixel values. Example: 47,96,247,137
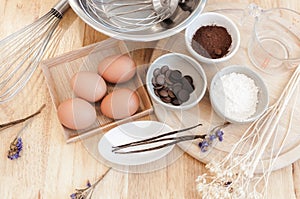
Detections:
70,0,207,41
86,0,179,32
0,0,70,103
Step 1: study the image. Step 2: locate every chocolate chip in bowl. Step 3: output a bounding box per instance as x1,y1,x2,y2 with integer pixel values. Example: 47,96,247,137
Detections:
185,12,240,63
146,53,207,111
151,65,195,106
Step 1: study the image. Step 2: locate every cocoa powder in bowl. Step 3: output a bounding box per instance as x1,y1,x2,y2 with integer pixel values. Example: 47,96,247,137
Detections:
191,25,232,59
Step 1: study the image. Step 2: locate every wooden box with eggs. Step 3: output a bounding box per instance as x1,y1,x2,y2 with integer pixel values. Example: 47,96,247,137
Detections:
41,39,153,143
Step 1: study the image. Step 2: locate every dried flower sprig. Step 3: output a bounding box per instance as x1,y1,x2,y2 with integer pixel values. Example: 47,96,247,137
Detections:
196,65,300,198
3,104,46,160
1,104,46,131
70,181,92,199
7,137,23,160
70,168,111,199
198,122,229,152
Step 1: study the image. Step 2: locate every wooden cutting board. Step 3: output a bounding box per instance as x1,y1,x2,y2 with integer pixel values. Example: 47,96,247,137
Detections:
149,8,300,173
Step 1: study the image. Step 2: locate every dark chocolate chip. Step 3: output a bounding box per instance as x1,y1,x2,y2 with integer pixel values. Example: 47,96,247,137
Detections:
165,69,171,78
154,89,160,97
161,96,172,103
154,84,163,90
153,68,161,77
168,90,176,98
160,65,169,74
177,89,190,102
170,70,182,81
159,89,169,98
165,76,173,85
156,74,165,85
172,83,182,94
171,99,181,106
183,75,193,85
182,78,194,93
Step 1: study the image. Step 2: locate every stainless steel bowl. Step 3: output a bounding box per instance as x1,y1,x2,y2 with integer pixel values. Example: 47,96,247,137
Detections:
69,0,207,41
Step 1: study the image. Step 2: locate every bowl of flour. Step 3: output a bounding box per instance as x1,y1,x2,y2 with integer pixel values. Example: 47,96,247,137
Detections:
209,65,269,123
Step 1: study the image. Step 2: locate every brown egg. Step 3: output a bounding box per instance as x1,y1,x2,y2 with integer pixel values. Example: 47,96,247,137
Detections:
70,71,107,102
57,98,97,130
100,88,140,119
98,54,136,84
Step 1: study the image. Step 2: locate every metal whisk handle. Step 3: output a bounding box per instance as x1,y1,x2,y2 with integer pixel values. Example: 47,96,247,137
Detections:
0,0,71,103
53,0,70,17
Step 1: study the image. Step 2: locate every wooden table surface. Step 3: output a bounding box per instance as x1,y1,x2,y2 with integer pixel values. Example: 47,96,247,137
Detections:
0,0,300,198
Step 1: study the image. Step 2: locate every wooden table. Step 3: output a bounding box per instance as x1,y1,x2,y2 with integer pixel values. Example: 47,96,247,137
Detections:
0,0,299,198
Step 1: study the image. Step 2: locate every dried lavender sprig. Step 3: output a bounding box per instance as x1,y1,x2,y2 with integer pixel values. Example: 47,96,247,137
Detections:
70,168,111,199
7,137,23,160
5,104,46,160
198,122,229,152
0,104,46,131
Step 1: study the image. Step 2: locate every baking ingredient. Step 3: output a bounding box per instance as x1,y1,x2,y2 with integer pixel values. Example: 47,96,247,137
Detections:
192,25,232,59
151,65,195,106
214,72,258,121
98,54,136,84
57,98,97,130
100,88,140,119
70,71,107,102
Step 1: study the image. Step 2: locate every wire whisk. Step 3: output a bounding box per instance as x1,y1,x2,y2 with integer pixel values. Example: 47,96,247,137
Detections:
85,0,179,32
0,0,70,103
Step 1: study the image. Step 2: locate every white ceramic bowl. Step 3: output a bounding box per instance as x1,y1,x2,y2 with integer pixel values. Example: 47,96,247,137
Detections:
209,65,269,123
146,53,207,110
185,12,240,63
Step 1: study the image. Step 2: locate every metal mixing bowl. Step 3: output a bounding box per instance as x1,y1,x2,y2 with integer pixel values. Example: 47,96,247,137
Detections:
69,0,207,41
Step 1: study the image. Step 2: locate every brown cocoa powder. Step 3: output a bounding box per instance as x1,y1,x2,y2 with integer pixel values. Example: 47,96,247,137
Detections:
191,25,232,59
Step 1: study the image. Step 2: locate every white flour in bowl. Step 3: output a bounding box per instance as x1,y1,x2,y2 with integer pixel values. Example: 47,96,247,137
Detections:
215,72,259,121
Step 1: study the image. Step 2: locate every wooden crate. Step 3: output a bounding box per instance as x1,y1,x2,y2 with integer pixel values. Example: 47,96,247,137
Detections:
41,38,153,143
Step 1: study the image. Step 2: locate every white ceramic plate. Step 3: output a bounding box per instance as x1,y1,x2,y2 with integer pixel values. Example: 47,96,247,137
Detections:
98,121,174,166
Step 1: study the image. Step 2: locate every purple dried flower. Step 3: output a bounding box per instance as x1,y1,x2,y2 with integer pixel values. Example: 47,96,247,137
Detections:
70,189,89,199
198,140,209,152
86,181,91,188
209,134,217,141
7,137,23,160
197,123,229,153
70,169,111,199
70,193,77,199
70,179,97,199
216,130,224,142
